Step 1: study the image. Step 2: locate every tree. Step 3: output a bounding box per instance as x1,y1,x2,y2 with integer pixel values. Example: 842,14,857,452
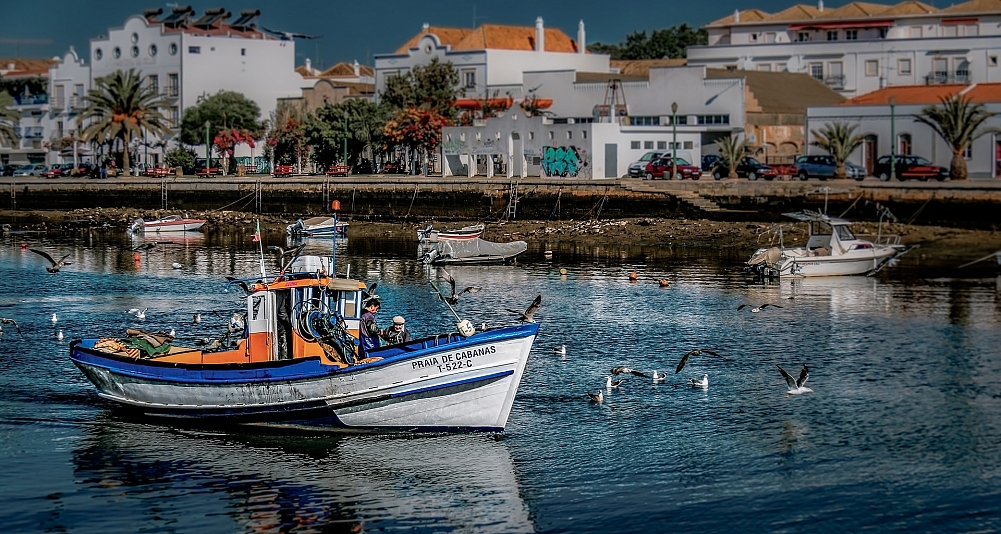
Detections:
587,24,708,60
164,146,197,173
179,91,263,146
306,99,388,169
0,91,18,147
380,57,461,121
79,69,172,177
265,100,311,169
213,128,256,173
714,135,746,179
915,94,998,181
384,107,450,174
810,122,864,180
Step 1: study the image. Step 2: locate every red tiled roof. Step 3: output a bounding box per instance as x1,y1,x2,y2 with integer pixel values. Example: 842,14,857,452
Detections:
842,83,1001,105
707,0,953,26
0,58,59,77
395,24,579,54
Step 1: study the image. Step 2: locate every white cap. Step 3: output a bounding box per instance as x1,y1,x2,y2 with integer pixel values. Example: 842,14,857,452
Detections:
393,316,405,325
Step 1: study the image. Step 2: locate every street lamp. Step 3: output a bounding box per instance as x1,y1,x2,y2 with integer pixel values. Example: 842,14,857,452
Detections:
204,120,210,171
671,102,678,180
342,111,348,166
889,96,896,180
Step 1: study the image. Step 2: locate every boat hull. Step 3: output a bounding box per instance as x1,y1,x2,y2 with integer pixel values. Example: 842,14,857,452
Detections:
772,248,899,277
144,220,206,232
70,323,538,431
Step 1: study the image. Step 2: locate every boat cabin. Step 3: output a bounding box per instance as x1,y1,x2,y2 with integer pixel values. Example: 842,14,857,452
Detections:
785,212,866,256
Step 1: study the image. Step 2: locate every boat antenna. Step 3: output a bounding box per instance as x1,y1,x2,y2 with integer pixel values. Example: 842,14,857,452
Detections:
428,280,461,322
254,219,266,278
331,203,339,275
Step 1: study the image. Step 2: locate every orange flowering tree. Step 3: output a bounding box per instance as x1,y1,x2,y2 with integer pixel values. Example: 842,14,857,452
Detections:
213,128,257,172
384,107,450,173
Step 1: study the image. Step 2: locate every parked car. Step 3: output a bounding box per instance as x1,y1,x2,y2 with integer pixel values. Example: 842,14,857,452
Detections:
627,151,667,177
381,161,405,174
644,156,702,180
710,156,778,181
701,154,722,172
1,164,18,176
793,155,865,181
872,155,949,181
353,158,374,175
13,163,47,176
43,164,66,178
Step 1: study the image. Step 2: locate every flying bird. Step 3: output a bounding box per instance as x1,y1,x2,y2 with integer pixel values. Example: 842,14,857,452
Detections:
439,268,482,305
689,374,709,388
260,26,322,40
605,376,624,389
0,317,21,335
737,303,783,313
225,276,252,295
29,249,73,273
777,364,814,396
363,282,379,303
267,244,306,271
506,295,542,323
127,308,148,320
610,366,651,378
675,348,729,374
586,391,604,403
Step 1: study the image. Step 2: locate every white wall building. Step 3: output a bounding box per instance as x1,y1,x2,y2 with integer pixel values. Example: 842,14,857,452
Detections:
45,47,92,165
688,0,1001,98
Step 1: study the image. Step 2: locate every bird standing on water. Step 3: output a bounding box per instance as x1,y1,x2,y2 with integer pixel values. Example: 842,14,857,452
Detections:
587,391,604,403
689,374,709,388
127,308,148,321
30,249,73,273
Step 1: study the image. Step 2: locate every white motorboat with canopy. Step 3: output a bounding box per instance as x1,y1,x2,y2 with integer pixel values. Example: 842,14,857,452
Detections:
420,237,527,265
747,211,904,277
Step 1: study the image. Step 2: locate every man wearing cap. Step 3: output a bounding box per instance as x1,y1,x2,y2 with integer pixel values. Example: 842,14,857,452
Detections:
381,315,413,345
359,298,382,355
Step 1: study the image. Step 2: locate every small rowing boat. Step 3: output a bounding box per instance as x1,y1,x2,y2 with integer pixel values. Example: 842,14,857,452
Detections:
418,223,485,243
130,215,206,233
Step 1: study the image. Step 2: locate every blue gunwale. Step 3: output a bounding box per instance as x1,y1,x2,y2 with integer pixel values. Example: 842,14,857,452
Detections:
70,322,538,385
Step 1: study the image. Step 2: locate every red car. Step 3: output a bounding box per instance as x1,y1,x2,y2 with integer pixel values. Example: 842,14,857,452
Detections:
644,156,702,180
43,164,71,178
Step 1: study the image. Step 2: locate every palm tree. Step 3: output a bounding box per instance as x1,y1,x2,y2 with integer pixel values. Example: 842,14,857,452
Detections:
714,135,745,179
79,69,171,176
810,122,864,180
915,94,998,181
0,91,19,148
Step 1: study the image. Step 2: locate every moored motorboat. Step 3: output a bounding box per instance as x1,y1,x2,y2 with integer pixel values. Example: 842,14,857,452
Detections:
418,223,485,243
69,254,539,431
286,216,348,237
130,215,206,233
420,237,527,265
747,211,904,277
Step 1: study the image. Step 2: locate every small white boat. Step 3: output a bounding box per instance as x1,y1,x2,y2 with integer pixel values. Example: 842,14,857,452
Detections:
131,215,206,233
748,211,904,277
420,237,527,265
418,223,485,243
286,216,348,237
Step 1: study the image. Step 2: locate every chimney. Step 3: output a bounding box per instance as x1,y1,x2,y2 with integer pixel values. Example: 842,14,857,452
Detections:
422,22,429,33
577,20,586,54
353,59,360,76
734,9,740,22
818,0,824,11
305,58,312,73
535,17,545,52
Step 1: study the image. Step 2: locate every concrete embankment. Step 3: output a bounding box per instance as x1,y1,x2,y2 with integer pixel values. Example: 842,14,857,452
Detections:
2,175,1000,228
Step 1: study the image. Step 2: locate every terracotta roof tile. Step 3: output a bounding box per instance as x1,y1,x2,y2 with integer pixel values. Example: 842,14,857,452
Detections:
0,58,59,77
882,1,939,15
708,9,771,26
942,0,1001,14
705,1,950,26
395,27,474,54
320,62,375,77
456,24,578,52
838,84,1001,105
815,2,890,19
610,59,687,77
767,4,822,21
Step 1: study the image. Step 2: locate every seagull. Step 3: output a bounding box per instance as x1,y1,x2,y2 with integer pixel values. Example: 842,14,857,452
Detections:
226,313,246,337
29,249,73,273
777,364,814,396
171,263,183,269
439,268,482,305
363,282,379,303
586,391,604,403
260,26,322,40
0,318,21,335
51,313,58,324
737,303,783,313
168,328,176,337
552,345,567,356
675,348,729,374
54,330,64,341
610,366,651,378
127,308,147,320
689,374,709,388
267,244,306,271
606,376,624,389
192,313,202,324
652,370,667,382
225,276,253,295
506,295,542,323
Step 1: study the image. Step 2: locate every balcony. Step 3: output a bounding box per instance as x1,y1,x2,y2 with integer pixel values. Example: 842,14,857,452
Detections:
824,75,846,90
164,86,179,98
22,128,44,140
13,94,48,107
925,70,971,85
50,97,65,109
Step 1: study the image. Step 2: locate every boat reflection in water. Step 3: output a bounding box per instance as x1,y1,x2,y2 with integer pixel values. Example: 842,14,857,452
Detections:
73,417,533,532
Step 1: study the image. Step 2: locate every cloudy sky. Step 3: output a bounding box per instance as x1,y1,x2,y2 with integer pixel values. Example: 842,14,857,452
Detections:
1,0,934,68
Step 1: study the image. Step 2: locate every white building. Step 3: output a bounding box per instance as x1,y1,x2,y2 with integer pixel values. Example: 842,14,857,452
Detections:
46,48,92,165
0,58,58,165
688,0,1001,98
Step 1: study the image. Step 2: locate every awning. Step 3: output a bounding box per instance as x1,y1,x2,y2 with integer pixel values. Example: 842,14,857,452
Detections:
941,18,978,25
788,20,892,31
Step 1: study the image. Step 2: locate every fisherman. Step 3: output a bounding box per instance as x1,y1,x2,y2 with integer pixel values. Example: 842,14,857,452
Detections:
381,315,413,345
359,298,382,355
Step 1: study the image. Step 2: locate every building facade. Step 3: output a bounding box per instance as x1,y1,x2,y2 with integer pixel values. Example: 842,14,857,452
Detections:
688,0,1001,98
1,58,58,165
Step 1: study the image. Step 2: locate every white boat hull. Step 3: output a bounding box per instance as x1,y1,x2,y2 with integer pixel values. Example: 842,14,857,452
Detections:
774,248,900,277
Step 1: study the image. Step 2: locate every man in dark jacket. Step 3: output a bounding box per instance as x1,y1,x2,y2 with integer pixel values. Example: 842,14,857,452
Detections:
359,298,382,355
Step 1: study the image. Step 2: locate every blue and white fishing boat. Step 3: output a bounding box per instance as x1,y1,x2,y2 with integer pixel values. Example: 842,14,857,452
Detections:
69,255,539,431
286,216,348,238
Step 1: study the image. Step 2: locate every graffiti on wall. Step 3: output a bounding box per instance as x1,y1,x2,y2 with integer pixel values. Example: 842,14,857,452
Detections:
541,145,587,177
442,139,464,155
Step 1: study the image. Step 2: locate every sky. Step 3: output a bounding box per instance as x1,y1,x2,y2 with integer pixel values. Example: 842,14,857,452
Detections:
0,0,948,68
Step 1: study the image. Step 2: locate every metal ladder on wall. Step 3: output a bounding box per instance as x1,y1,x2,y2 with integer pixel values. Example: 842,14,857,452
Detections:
505,180,519,220
160,179,168,210
255,178,263,213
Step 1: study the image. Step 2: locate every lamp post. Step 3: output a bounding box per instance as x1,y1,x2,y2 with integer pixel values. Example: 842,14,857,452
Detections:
671,102,678,180
342,111,348,166
204,120,210,171
889,96,896,180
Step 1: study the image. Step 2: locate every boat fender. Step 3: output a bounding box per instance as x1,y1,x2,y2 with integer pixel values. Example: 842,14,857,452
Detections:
457,319,475,337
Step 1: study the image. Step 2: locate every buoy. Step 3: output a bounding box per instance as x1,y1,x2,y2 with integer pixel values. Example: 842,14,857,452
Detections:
172,262,183,269
20,242,27,249
659,279,670,287
331,199,341,211
133,252,141,262
629,272,638,281
559,268,568,275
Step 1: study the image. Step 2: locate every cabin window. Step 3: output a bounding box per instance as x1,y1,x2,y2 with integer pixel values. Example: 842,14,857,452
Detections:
835,225,856,241
252,296,264,320
341,294,357,318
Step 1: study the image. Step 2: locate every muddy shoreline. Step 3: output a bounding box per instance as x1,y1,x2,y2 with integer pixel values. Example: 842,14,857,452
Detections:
2,207,999,267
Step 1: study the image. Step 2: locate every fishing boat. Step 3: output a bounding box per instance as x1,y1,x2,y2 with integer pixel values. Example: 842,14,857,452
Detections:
420,237,527,265
747,211,904,277
286,216,348,238
417,223,485,243
130,215,206,233
68,255,539,431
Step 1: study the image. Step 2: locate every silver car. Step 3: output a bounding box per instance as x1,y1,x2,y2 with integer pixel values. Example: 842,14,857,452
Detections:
12,163,47,176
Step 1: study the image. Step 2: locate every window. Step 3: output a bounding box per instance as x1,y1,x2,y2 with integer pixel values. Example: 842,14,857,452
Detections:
475,132,481,141
460,132,465,142
684,141,693,149
932,58,948,81
777,62,787,72
567,131,572,140
765,32,776,43
528,132,534,140
631,141,640,149
810,63,823,81
131,46,139,58
170,106,179,127
644,141,654,149
56,120,63,138
826,30,838,41
463,70,475,89
149,44,157,57
657,141,667,150
188,46,200,54
241,48,246,56
942,25,958,37
797,32,810,42
879,28,888,38
113,47,121,59
965,24,979,36
147,74,159,93
845,29,858,40
668,115,687,125
168,73,179,96
548,131,554,140
169,42,178,55
131,33,139,43
496,131,501,140
898,59,912,75
898,134,912,155
865,60,879,76
94,48,102,60
991,56,999,67
757,64,772,71
74,84,83,106
582,131,587,139
909,26,922,38
629,116,660,126
964,144,972,159
697,115,730,125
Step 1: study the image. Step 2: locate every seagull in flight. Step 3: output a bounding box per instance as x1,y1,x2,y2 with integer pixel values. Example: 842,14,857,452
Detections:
777,364,814,396
689,374,709,388
363,282,379,303
267,244,306,271
737,303,783,313
0,317,21,335
439,268,482,305
127,307,147,320
610,366,651,378
586,391,604,403
260,26,322,40
506,295,542,323
30,249,73,273
675,348,729,374
605,376,624,389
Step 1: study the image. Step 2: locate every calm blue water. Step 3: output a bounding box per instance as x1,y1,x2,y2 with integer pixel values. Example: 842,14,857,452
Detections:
1,227,1000,533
